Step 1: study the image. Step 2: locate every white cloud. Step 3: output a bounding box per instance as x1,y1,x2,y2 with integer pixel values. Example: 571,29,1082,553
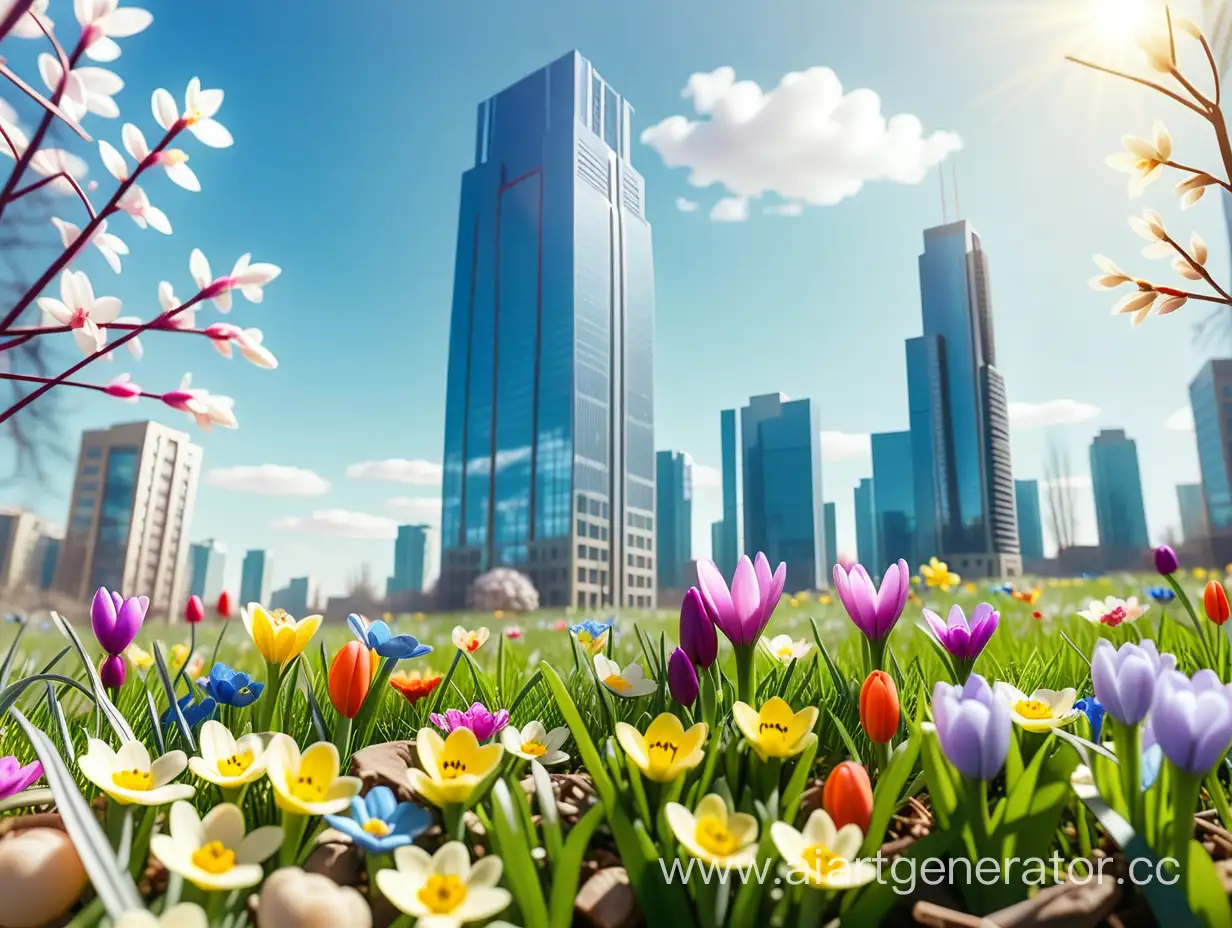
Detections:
205,464,330,496
1165,406,1194,431
386,497,442,524
272,509,398,540
764,203,804,217
709,196,748,222
641,66,962,211
692,463,722,489
675,196,699,213
820,431,871,462
1008,399,1100,429
345,458,442,486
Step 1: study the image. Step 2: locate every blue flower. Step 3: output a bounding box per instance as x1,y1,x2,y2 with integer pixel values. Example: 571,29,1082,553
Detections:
200,663,265,708
1145,586,1176,603
988,583,1015,596
160,692,216,731
568,619,613,639
1074,697,1105,742
347,614,432,660
323,786,431,855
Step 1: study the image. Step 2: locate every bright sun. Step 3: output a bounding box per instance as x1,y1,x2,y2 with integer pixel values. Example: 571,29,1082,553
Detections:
1088,0,1156,43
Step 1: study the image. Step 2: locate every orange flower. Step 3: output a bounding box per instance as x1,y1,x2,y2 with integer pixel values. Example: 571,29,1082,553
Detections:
1205,580,1230,625
859,670,899,745
822,761,873,832
328,642,371,719
389,669,442,705
1012,588,1041,605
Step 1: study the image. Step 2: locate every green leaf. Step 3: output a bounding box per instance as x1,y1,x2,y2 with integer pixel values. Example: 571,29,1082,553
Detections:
0,620,27,689
827,708,863,763
51,610,133,741
531,760,563,865
781,733,820,825
809,618,848,699
994,732,1052,836
143,688,165,755
919,726,959,828
1184,839,1232,928
45,682,73,760
508,669,544,718
860,725,922,856
548,801,605,928
487,779,549,927
152,642,194,752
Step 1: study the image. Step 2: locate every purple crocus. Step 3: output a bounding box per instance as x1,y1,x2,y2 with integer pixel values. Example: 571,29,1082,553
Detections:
833,560,911,641
922,603,999,672
1090,639,1176,727
1149,669,1232,775
1153,545,1179,576
91,587,147,656
679,587,717,669
430,702,510,742
695,553,786,648
667,647,699,707
0,756,42,799
931,674,1011,781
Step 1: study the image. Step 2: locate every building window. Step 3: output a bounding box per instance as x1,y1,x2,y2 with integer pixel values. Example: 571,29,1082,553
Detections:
589,569,598,584
577,544,586,559
627,554,634,566
577,497,587,513
588,546,598,561
85,447,102,459
577,591,585,607
82,465,99,476
588,498,602,516
588,524,600,539
600,570,607,585
577,519,587,536
627,573,634,586
646,517,653,531
600,527,608,541
601,550,608,563
577,567,586,583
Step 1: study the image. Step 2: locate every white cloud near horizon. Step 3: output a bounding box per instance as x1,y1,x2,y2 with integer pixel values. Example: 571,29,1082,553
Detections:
346,458,443,486
675,196,699,212
709,196,749,222
821,431,871,462
386,496,442,524
692,463,722,489
641,65,962,213
205,465,330,496
1008,399,1100,429
1165,406,1195,431
1041,474,1093,490
272,509,398,540
764,202,804,216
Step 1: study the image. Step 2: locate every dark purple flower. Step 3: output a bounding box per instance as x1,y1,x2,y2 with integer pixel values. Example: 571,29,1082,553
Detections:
696,553,786,648
1150,669,1232,775
667,647,699,707
922,603,999,663
90,587,148,655
1153,545,1179,576
99,653,126,689
429,702,510,742
679,587,717,669
833,560,910,641
0,756,42,799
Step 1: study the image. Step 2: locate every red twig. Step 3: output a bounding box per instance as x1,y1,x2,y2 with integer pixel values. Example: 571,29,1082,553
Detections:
0,371,162,401
0,60,90,142
10,170,97,219
0,0,35,44
0,320,226,351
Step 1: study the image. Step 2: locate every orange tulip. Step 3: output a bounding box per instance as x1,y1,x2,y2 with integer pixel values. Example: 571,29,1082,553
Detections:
859,670,899,745
1205,580,1230,626
389,669,442,705
822,761,874,832
328,642,371,719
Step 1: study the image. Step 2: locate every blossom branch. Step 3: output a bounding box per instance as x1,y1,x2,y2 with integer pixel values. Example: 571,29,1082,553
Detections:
1065,55,1208,116
1200,34,1222,106
9,170,97,218
1164,234,1232,302
0,0,35,44
0,60,89,143
0,319,227,349
0,371,160,401
1163,159,1232,191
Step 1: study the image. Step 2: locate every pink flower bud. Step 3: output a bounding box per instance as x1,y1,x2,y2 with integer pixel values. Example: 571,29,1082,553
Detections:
160,390,196,412
203,322,240,342
103,375,141,402
185,595,205,625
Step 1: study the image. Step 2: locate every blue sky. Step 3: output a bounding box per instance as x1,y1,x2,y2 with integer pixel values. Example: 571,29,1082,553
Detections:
1,0,1225,598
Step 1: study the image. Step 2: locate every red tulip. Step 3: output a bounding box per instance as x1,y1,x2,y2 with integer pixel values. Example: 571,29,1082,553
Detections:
328,642,371,719
1205,580,1230,626
822,761,873,832
184,595,205,625
859,670,900,745
216,591,233,619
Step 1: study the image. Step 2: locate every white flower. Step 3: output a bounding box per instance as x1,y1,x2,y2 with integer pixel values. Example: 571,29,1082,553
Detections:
1106,122,1172,198
1077,595,1150,627
1174,233,1208,281
593,654,656,698
117,184,171,233
8,0,53,39
760,634,811,665
375,842,512,927
156,281,192,327
153,77,232,148
38,53,123,121
149,801,281,892
0,100,28,159
770,809,877,890
993,683,1079,732
107,316,143,359
1088,255,1134,291
37,269,122,355
189,249,281,312
114,903,208,928
51,216,128,273
28,148,89,194
1176,173,1217,210
75,0,153,62
188,720,273,788
500,721,569,765
166,373,238,431
77,738,195,806
204,323,278,369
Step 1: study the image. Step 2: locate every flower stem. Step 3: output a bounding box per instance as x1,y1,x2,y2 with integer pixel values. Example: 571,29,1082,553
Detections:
1165,573,1216,667
1112,719,1144,834
128,805,157,880
1170,768,1201,882
256,662,282,733
734,646,756,705
333,715,352,762
352,657,396,748
279,812,308,867
442,804,466,842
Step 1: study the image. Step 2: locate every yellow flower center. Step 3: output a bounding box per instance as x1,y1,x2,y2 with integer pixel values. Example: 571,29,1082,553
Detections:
520,740,547,757
289,771,328,801
695,816,738,856
801,844,844,878
418,874,468,914
441,758,470,780
112,768,152,791
776,646,794,660
576,631,593,645
218,751,254,777
604,674,631,693
362,818,391,837
162,149,189,166
1014,699,1054,721
269,608,293,625
191,840,236,875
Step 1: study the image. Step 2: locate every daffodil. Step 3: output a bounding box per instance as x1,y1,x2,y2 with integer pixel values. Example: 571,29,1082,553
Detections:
499,721,569,765
760,634,811,666
452,626,489,654
188,720,273,788
242,603,322,668
593,654,656,698
615,713,707,783
920,557,961,591
126,643,153,671
993,684,1079,732
664,793,758,868
376,841,511,927
78,738,195,806
771,809,877,890
732,697,818,760
266,737,362,817
150,801,282,892
408,728,503,808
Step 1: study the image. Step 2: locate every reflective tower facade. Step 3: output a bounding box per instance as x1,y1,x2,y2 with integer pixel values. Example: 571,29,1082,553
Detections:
655,451,693,591
1089,429,1150,567
439,52,656,609
870,430,916,566
1014,479,1045,562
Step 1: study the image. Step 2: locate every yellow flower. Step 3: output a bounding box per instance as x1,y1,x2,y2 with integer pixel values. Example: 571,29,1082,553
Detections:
188,720,273,788
376,841,511,926
169,643,189,671
614,713,707,783
114,903,209,928
732,697,818,760
266,736,362,816
149,801,282,892
963,582,976,594
920,557,961,591
127,644,153,671
78,738,195,806
819,595,832,606
664,793,758,868
1195,567,1210,579
241,603,322,668
451,626,489,654
408,728,503,808
993,684,1079,732
771,809,877,890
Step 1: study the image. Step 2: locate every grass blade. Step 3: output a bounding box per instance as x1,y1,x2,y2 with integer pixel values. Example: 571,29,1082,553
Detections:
152,642,195,753
50,611,134,741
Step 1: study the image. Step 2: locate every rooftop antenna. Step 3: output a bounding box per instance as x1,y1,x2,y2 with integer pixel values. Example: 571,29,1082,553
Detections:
952,160,963,220
939,164,948,224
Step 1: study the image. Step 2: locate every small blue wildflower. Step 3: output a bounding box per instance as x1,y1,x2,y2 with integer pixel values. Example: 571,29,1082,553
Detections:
323,786,431,855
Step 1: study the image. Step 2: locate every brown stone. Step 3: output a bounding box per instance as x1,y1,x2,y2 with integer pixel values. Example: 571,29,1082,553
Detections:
575,866,641,928
0,812,65,837
1215,859,1232,894
912,877,1120,928
303,835,364,887
349,740,417,803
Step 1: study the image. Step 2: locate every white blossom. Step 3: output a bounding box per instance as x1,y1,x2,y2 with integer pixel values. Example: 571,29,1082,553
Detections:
36,269,122,355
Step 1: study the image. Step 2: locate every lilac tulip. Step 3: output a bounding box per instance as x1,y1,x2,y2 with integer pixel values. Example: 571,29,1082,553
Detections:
1090,639,1176,727
0,756,42,799
90,587,148,656
1150,669,1232,775
679,587,717,669
922,603,999,668
696,553,786,648
833,560,911,641
430,702,509,742
932,674,1011,781
667,647,699,707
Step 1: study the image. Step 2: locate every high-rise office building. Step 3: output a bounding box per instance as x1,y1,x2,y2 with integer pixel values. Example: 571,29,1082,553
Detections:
1190,360,1232,562
715,394,826,590
240,549,273,606
906,220,1020,578
871,431,915,566
33,532,60,590
188,538,226,604
270,576,317,617
438,51,656,610
1177,483,1208,542
387,525,429,596
1014,479,1045,562
0,507,45,591
655,451,693,590
54,421,201,613
823,502,838,581
854,478,877,569
1089,429,1150,568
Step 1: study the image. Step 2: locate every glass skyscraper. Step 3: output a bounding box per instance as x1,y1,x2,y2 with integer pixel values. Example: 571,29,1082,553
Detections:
854,478,877,569
188,539,226,604
715,394,826,590
1190,360,1232,542
1089,429,1150,567
240,549,272,606
388,524,429,596
1177,483,1208,542
439,52,656,609
871,431,916,567
906,220,1020,578
823,501,838,581
655,451,693,591
1014,479,1045,562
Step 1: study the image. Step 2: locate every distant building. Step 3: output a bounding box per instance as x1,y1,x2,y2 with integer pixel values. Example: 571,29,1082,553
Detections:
854,478,877,569
54,421,201,613
709,520,725,571
871,431,915,566
270,576,317,617
715,393,827,590
823,502,838,583
1089,429,1150,569
1015,479,1045,562
1190,359,1232,563
1177,484,1207,543
0,507,44,592
387,525,429,597
655,451,693,591
188,539,226,604
33,533,60,590
240,549,273,606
